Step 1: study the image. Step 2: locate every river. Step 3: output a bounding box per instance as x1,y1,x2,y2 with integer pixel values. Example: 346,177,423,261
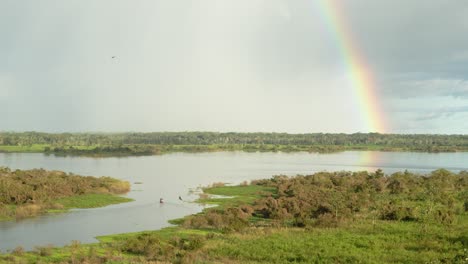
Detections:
0,151,467,251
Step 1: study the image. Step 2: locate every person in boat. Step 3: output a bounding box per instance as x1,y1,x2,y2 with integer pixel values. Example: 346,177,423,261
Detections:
160,198,164,203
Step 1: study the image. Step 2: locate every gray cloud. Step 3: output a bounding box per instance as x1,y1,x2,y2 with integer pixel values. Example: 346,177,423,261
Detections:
383,78,468,99
412,106,468,121
342,0,468,76
1,0,467,133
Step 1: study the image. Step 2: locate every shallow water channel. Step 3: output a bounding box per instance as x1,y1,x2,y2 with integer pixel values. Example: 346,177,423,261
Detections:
0,151,467,251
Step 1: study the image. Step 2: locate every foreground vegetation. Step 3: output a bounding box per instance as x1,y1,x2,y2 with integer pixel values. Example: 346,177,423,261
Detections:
0,167,132,221
1,131,468,156
1,169,467,263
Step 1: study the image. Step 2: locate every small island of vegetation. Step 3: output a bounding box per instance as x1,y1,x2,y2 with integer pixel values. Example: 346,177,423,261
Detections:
0,167,132,221
1,169,466,263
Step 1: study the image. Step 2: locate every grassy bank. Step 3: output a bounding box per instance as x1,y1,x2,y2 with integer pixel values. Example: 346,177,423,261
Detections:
52,193,132,210
2,194,133,221
0,144,48,153
1,170,467,263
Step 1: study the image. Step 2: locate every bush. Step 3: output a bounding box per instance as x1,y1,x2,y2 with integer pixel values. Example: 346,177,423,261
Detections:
47,203,64,210
313,213,340,228
170,235,205,251
0,203,12,218
432,208,456,225
183,215,209,229
183,208,250,232
107,179,131,194
198,193,209,200
379,202,417,221
35,245,53,256
211,182,225,188
12,246,24,256
15,204,43,219
121,233,173,260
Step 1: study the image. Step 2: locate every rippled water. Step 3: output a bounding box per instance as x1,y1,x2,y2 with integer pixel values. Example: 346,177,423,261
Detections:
0,151,467,251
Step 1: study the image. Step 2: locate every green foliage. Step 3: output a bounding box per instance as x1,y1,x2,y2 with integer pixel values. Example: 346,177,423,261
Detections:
34,245,53,257
203,185,276,197
1,131,468,156
1,169,467,263
251,170,467,227
0,168,132,220
204,222,467,264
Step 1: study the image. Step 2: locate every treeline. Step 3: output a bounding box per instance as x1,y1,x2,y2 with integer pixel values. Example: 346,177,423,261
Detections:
45,144,347,157
0,167,130,220
1,132,468,152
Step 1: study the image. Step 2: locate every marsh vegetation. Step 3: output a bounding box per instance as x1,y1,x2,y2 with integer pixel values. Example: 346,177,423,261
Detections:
2,169,466,263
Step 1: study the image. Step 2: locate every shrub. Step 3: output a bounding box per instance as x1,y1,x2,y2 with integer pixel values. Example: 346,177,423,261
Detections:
171,235,205,251
15,204,43,219
107,180,131,194
432,208,456,225
47,203,64,210
0,203,12,218
35,245,53,256
12,246,24,256
121,233,173,260
379,202,417,221
198,193,209,200
211,182,225,188
313,213,340,228
184,215,209,229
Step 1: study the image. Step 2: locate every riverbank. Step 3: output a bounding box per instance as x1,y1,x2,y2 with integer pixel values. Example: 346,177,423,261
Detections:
1,131,468,157
0,168,133,222
1,143,468,157
1,169,466,263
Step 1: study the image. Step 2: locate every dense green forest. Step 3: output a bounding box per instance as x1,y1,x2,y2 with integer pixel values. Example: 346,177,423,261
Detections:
2,169,466,263
0,132,468,156
0,167,131,221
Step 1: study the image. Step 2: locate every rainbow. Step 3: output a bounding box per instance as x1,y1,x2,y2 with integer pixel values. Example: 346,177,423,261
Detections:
358,151,383,170
316,0,387,133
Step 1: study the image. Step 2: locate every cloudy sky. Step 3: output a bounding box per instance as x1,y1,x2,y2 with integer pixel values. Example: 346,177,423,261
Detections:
1,0,467,134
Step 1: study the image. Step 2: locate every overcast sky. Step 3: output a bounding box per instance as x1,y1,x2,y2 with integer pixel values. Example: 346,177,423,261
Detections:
1,0,467,134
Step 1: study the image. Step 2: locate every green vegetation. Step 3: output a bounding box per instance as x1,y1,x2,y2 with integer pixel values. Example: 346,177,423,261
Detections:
53,193,133,210
198,184,276,209
1,169,466,263
0,167,132,221
1,131,468,156
0,144,48,153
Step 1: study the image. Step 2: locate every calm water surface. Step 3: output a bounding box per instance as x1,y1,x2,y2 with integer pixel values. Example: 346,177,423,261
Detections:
0,151,467,251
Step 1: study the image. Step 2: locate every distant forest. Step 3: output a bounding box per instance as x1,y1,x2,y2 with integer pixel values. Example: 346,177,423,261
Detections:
0,132,468,155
